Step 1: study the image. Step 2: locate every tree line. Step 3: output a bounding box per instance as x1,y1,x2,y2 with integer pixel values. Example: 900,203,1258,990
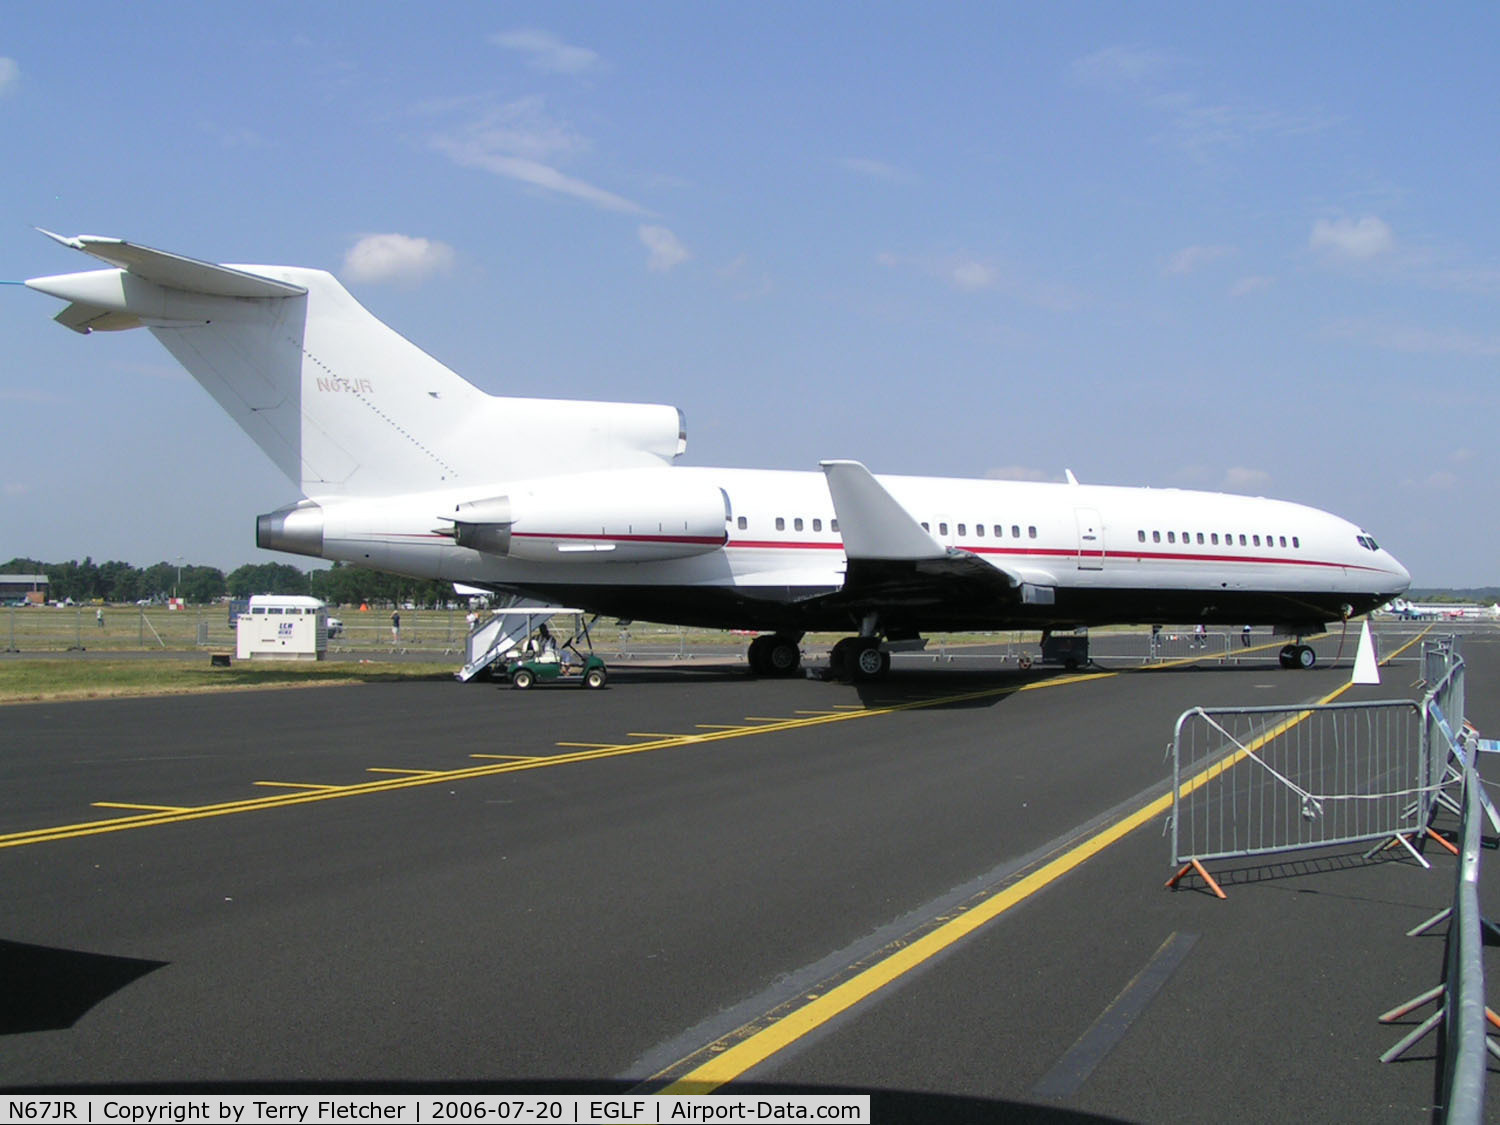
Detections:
2,557,458,608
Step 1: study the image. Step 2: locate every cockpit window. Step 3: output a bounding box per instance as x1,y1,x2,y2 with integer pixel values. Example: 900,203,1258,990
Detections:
1356,534,1380,552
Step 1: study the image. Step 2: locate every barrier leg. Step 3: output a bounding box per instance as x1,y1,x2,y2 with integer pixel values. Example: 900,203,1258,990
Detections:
1366,832,1433,869
1426,827,1461,856
1406,907,1450,938
1380,983,1444,1023
1165,858,1227,899
1380,1006,1444,1063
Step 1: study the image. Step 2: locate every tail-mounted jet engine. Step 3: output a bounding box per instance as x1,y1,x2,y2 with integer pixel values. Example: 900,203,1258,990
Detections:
444,472,730,563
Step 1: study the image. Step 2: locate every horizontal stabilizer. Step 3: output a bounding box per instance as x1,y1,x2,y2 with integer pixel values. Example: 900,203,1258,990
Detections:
51,301,142,334
35,230,305,298
820,460,944,560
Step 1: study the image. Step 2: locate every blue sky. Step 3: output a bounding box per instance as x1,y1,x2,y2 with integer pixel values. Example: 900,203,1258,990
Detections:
2,3,1496,586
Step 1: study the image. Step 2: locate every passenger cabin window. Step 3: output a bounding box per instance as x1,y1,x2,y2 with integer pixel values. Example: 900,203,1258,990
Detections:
1012,525,1021,539
1253,535,1261,547
1211,533,1219,545
976,525,985,538
737,516,747,530
1167,532,1176,544
1292,536,1299,548
831,519,839,533
1028,526,1037,539
775,517,785,531
939,522,949,535
1152,531,1161,543
921,522,930,531
794,518,804,532
993,525,1003,537
1138,530,1146,543
957,523,966,536
813,519,822,532
1238,534,1247,546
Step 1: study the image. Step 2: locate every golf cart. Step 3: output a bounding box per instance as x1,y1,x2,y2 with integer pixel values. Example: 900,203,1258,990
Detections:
498,614,608,690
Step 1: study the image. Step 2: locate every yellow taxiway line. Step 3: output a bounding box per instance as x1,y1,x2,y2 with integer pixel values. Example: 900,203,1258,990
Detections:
651,630,1431,1093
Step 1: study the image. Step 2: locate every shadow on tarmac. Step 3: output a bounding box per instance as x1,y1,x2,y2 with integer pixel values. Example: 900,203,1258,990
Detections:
0,939,167,1035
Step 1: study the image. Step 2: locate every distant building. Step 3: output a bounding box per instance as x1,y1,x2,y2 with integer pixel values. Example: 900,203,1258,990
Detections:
0,574,48,604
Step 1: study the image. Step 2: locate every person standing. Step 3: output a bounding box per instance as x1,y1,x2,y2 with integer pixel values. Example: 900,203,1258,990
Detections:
391,609,401,645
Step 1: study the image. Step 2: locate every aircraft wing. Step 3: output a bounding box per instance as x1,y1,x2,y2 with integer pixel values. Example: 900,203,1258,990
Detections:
809,460,1043,615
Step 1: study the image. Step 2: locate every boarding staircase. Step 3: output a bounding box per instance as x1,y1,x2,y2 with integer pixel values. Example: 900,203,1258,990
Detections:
455,595,556,681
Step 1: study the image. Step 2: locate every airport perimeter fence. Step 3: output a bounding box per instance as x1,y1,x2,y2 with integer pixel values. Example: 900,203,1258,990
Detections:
0,605,728,661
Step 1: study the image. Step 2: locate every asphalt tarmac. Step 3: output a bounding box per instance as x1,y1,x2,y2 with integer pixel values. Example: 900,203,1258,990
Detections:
1,625,1496,1122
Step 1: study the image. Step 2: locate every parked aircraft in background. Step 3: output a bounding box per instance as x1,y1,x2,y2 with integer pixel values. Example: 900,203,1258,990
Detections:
1377,598,1499,621
25,232,1411,678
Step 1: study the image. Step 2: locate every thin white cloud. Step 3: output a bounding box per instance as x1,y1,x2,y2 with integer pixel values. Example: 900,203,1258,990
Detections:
840,157,916,184
1069,45,1175,88
878,251,1079,308
1324,318,1500,358
0,387,65,403
639,225,690,272
717,256,773,300
1071,44,1338,158
1310,216,1394,261
0,57,17,96
949,260,996,291
1229,275,1274,297
491,29,601,75
341,234,456,285
1165,244,1234,275
4,482,29,497
1223,467,1272,492
430,96,646,214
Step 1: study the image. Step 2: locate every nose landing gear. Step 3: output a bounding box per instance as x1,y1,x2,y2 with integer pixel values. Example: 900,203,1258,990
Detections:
1279,644,1317,670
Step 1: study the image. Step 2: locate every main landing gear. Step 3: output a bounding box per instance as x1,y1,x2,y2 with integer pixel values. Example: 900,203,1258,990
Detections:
1278,644,1317,670
827,636,890,682
747,633,802,677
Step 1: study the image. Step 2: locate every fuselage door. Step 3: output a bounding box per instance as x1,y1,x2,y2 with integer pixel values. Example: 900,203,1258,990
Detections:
1074,507,1104,570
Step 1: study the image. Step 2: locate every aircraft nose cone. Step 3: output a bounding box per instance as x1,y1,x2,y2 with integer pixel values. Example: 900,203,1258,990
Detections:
1386,554,1412,595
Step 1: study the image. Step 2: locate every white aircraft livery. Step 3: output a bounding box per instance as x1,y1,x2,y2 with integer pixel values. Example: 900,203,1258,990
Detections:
25,232,1411,679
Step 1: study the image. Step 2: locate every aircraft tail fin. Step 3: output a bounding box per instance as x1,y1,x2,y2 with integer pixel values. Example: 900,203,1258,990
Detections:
26,233,686,499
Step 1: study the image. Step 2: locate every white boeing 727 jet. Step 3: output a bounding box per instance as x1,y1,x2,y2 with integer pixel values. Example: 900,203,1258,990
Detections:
25,232,1410,679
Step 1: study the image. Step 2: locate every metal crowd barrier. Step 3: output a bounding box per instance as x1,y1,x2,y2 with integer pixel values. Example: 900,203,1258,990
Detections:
1168,700,1427,894
1166,635,1492,1120
1147,629,1231,664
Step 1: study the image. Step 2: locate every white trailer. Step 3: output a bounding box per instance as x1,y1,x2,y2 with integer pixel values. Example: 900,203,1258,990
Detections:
236,594,329,661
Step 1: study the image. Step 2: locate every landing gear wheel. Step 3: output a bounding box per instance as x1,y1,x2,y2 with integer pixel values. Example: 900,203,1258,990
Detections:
584,666,607,689
1278,644,1316,669
829,637,857,679
748,635,800,677
766,638,801,676
852,642,889,681
511,668,534,690
747,635,770,675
